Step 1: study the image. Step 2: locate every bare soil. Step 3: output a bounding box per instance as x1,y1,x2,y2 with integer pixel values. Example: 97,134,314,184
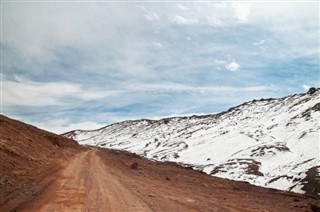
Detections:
1,115,319,211
0,115,85,211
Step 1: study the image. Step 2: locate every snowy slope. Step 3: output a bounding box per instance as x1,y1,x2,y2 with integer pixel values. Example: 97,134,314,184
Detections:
64,88,320,195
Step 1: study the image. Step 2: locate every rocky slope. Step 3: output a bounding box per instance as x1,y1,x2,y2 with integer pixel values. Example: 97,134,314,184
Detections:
0,115,84,207
64,88,320,195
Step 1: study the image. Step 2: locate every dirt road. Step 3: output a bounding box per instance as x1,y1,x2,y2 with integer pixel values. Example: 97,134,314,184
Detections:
6,148,320,212
21,149,152,212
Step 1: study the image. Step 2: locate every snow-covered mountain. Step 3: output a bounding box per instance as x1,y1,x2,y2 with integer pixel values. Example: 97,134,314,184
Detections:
64,88,320,195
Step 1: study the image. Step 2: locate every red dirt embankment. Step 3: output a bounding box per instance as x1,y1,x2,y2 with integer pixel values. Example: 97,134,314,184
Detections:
0,115,319,211
0,115,85,211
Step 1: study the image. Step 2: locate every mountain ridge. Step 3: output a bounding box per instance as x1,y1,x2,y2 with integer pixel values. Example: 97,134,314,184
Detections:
65,88,318,133
64,88,320,196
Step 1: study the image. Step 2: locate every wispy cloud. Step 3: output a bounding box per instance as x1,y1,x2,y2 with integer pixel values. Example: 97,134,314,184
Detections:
31,119,106,134
302,84,311,91
253,40,265,46
152,41,163,48
173,15,198,25
207,16,224,27
176,4,189,11
233,3,251,23
2,76,112,106
122,82,273,93
136,5,160,21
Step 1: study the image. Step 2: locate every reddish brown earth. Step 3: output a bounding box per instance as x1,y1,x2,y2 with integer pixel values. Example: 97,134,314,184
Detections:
0,115,85,211
1,115,319,211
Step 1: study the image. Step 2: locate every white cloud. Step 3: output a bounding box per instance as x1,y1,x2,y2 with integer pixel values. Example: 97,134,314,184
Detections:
173,15,198,25
152,41,163,48
57,121,105,133
225,61,240,72
145,12,160,21
2,76,111,106
4,2,317,69
177,4,189,11
253,40,265,46
233,3,251,23
2,2,146,64
136,5,160,21
253,40,266,50
207,16,224,27
30,118,106,134
250,3,318,26
302,84,311,91
214,59,226,64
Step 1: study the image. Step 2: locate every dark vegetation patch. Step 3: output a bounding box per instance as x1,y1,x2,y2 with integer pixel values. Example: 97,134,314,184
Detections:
268,175,293,184
300,166,320,197
291,102,320,121
250,144,290,157
211,159,264,177
173,153,179,159
311,103,320,112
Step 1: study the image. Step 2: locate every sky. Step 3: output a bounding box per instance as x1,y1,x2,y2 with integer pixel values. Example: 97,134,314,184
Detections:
1,1,319,133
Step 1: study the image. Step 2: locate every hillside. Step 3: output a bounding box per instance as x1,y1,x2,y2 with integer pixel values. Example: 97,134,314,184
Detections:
64,88,320,196
1,115,319,211
0,115,84,209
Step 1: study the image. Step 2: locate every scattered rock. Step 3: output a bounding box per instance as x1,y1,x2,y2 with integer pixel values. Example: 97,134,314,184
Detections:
201,183,208,187
165,176,170,181
311,103,320,112
293,198,300,202
307,87,316,95
130,162,139,170
186,198,195,203
310,203,320,212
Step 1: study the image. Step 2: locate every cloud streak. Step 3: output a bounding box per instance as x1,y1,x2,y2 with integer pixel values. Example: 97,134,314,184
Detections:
173,15,199,25
2,76,112,106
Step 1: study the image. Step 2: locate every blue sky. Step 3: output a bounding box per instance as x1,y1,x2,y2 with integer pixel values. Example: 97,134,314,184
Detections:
1,1,319,133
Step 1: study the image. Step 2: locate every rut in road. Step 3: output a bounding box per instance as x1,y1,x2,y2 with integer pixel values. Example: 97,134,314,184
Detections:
21,149,152,212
